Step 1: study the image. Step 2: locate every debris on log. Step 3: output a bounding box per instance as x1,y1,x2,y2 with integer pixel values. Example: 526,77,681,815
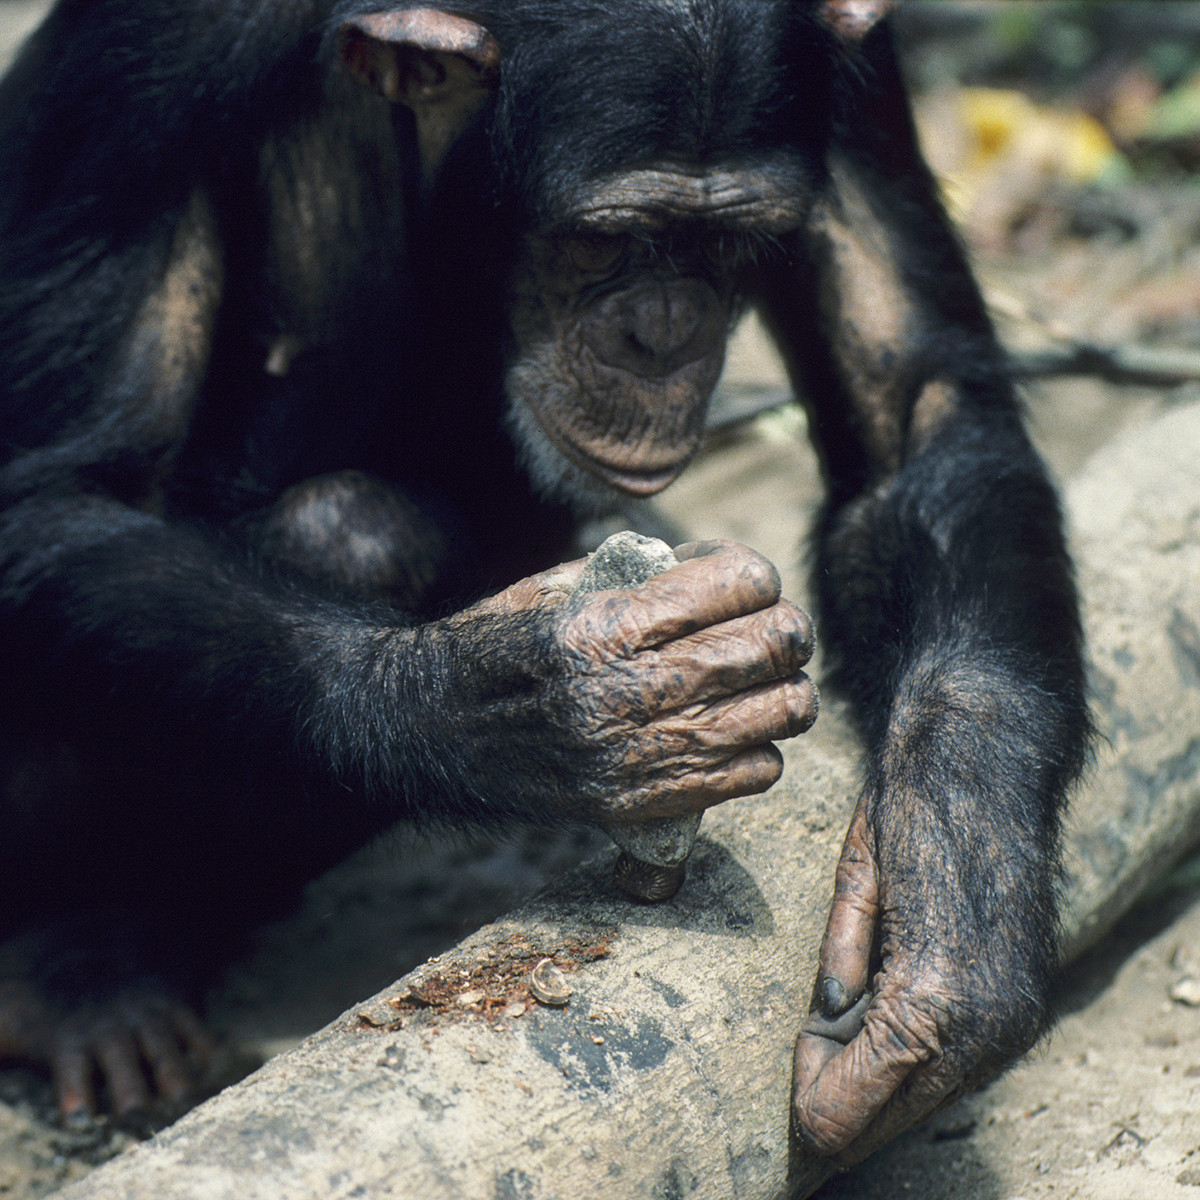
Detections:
59,404,1200,1200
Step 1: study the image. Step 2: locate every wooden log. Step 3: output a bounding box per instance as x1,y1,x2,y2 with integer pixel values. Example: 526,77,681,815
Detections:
60,403,1200,1200
1058,401,1200,957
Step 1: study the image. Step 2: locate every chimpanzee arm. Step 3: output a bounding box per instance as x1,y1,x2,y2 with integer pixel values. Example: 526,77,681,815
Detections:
0,175,813,1114
0,479,817,854
0,0,814,866
0,205,811,871
758,24,1091,1163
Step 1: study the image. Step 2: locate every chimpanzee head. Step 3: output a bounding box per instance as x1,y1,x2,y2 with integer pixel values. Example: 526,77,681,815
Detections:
338,1,892,511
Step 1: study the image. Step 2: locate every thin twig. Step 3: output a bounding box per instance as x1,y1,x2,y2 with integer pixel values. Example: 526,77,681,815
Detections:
1011,343,1200,388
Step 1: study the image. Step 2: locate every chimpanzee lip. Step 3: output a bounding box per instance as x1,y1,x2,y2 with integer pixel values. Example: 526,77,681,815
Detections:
548,418,695,496
582,457,688,496
520,382,698,497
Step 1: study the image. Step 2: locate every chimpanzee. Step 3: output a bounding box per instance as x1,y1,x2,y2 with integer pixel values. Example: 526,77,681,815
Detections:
0,0,1089,1167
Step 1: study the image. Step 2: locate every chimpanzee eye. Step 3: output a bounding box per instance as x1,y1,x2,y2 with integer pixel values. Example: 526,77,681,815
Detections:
564,233,626,275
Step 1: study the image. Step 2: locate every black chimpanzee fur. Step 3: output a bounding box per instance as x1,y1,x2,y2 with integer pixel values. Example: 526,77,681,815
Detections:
0,0,1089,1148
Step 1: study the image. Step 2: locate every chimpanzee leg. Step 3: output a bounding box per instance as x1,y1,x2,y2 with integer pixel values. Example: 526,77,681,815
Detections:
0,729,222,1122
250,470,458,607
757,22,1091,1164
0,470,456,1119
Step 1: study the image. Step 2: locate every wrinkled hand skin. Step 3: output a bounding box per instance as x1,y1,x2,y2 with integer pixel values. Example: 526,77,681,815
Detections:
423,539,817,823
792,794,1056,1167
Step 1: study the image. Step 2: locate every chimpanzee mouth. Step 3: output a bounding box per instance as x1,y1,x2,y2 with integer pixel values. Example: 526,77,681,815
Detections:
505,384,697,509
525,401,697,497
571,453,689,497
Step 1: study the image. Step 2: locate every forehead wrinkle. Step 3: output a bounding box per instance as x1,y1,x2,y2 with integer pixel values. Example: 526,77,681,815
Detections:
485,0,828,228
564,159,814,233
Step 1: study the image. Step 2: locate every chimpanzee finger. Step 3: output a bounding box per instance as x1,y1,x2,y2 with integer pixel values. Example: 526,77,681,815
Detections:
136,1013,194,1104
570,540,783,654
792,986,942,1160
814,798,878,1018
669,671,818,751
94,1026,150,1118
695,742,786,804
629,743,785,818
170,1004,217,1068
52,1045,96,1124
638,601,814,705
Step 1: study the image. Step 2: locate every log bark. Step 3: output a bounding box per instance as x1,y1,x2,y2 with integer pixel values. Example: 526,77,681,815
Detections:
60,403,1200,1200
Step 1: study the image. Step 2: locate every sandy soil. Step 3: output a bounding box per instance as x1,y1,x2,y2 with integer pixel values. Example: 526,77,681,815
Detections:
1,3,1199,1197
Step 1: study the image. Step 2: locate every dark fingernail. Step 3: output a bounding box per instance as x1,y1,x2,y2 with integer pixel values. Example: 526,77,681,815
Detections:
819,975,849,1016
803,990,873,1045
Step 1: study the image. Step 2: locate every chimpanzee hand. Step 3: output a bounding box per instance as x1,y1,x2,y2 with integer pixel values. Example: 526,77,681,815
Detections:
792,791,1054,1165
420,539,817,823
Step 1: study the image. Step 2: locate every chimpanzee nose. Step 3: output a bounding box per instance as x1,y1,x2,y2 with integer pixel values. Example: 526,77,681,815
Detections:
582,279,724,378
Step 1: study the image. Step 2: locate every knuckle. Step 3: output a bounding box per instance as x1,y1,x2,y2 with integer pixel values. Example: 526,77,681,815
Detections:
793,1093,857,1158
865,992,944,1067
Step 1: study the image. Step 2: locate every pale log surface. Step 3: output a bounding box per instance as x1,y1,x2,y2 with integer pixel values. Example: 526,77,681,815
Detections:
60,403,1200,1200
1059,401,1200,958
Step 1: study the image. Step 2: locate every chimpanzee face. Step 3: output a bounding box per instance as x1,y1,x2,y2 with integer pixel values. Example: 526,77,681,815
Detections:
481,1,831,509
501,161,813,511
338,1,883,511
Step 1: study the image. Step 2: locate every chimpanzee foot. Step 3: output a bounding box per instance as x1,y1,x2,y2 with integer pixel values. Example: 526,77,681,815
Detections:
0,919,217,1125
0,977,215,1124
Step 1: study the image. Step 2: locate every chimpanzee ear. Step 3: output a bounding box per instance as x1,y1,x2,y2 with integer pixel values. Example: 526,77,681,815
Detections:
338,9,500,174
816,0,894,43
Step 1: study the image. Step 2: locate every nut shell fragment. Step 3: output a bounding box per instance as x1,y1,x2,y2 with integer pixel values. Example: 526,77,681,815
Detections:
529,958,573,1006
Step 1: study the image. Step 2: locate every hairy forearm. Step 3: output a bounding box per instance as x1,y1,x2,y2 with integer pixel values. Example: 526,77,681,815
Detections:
815,416,1089,765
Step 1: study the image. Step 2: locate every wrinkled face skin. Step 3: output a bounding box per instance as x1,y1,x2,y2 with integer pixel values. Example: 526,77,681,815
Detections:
504,162,811,513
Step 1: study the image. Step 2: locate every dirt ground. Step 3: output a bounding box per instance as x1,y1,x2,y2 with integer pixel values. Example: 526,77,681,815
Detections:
2,3,1199,1198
